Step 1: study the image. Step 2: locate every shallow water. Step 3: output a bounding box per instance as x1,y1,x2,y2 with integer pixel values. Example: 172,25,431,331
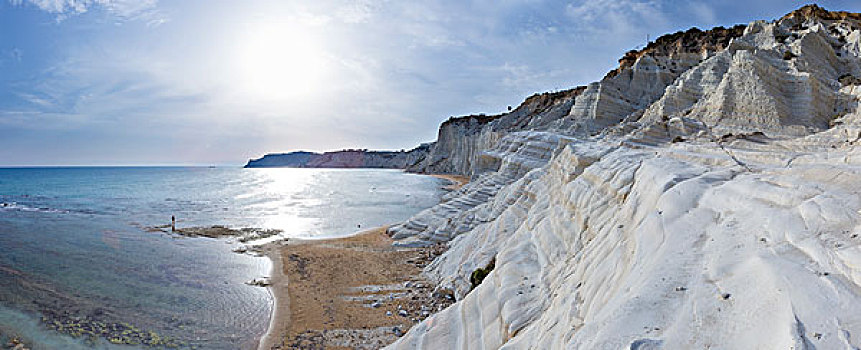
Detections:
0,167,443,349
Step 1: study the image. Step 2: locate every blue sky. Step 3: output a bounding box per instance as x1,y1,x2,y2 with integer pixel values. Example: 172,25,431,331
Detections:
1,0,860,166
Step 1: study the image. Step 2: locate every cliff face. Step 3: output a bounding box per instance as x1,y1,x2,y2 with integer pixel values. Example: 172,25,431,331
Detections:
244,151,315,168
244,146,428,169
406,88,586,175
405,22,750,177
387,5,861,349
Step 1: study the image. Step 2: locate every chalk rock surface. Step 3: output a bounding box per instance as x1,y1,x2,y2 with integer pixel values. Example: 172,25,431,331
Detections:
387,5,861,349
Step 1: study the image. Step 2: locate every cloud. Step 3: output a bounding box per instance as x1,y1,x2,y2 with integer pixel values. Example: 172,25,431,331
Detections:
497,62,572,90
8,0,87,14
0,48,23,66
687,2,717,25
335,0,385,24
565,0,669,38
8,0,164,23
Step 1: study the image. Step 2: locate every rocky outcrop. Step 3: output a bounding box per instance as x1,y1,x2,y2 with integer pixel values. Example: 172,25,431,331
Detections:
606,25,746,79
640,9,861,137
406,22,750,176
406,88,586,176
386,5,861,349
244,146,429,169
244,151,315,168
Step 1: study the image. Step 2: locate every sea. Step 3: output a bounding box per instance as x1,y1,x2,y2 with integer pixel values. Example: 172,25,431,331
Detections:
0,167,445,349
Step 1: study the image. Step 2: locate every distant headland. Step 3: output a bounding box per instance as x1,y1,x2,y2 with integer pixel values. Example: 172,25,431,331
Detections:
244,146,430,169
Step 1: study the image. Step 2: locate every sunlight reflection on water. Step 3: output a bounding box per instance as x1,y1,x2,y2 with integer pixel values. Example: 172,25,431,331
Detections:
0,167,444,349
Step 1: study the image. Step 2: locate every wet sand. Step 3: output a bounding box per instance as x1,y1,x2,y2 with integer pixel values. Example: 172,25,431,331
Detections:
258,227,451,350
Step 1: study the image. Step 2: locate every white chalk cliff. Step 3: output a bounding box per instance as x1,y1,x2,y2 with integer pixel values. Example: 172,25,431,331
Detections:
387,5,861,349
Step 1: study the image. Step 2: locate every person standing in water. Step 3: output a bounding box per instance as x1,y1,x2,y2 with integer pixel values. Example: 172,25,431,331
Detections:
171,215,176,232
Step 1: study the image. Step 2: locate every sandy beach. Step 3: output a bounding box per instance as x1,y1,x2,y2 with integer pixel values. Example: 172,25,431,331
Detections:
256,173,467,349
430,174,469,190
258,226,452,350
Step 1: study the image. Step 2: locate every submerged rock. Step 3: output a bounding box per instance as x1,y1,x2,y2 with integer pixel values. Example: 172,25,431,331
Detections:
245,277,271,287
147,225,282,243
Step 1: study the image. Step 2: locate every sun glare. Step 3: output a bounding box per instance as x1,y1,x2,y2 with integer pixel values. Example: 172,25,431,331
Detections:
236,22,328,101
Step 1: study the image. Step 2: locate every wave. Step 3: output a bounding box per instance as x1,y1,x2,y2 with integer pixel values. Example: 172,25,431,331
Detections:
0,202,70,214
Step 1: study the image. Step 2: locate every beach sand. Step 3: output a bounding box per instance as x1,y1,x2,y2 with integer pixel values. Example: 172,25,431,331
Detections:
258,174,468,349
259,227,451,350
430,174,470,190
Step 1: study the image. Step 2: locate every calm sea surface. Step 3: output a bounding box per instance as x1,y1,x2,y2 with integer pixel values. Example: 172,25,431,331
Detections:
0,167,444,349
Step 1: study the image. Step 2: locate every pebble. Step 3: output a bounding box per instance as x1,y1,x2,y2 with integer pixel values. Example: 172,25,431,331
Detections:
398,310,408,317
386,311,392,316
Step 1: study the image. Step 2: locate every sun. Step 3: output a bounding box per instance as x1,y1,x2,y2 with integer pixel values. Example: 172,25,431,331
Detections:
235,22,328,101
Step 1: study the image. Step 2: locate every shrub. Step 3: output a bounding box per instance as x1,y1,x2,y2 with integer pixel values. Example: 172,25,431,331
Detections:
470,257,496,290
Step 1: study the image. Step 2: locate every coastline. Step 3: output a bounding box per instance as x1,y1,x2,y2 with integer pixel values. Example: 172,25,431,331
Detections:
257,173,468,349
257,241,290,350
257,226,451,349
429,174,469,190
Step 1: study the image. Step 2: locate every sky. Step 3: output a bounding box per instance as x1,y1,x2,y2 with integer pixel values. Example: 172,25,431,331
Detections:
1,1,861,166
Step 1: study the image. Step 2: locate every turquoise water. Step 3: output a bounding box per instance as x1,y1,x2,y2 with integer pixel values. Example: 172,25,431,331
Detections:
0,167,444,349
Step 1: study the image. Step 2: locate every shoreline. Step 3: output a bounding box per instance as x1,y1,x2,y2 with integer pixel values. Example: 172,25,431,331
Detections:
257,226,451,349
257,241,290,350
257,173,467,349
430,174,469,190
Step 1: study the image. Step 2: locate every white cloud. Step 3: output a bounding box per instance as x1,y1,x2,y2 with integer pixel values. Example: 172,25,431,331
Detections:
15,92,54,108
101,0,155,18
565,0,669,37
8,0,86,14
8,0,164,23
687,2,717,26
335,0,385,24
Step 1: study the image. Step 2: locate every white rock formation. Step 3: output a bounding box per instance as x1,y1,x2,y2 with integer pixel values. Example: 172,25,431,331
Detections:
387,5,861,349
